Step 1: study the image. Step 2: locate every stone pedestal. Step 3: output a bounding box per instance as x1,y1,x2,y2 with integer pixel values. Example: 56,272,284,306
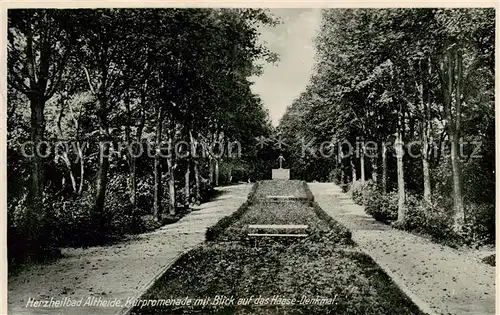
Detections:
272,168,290,180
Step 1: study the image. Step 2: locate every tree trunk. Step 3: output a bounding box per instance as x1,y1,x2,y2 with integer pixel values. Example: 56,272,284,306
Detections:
351,155,356,184
359,141,365,184
418,59,432,203
26,95,47,257
209,158,214,185
422,142,431,203
124,90,143,211
29,96,45,205
371,155,378,183
450,132,464,227
67,161,78,193
395,113,406,222
166,131,176,215
184,163,190,207
77,142,85,195
338,149,345,184
129,162,137,207
153,107,163,220
167,168,176,215
124,113,136,209
94,96,111,233
381,141,387,192
441,49,464,230
26,29,46,227
168,173,175,215
194,160,201,204
128,157,138,230
190,131,201,203
215,159,219,187
56,98,80,195
66,99,85,196
451,50,464,229
94,139,110,221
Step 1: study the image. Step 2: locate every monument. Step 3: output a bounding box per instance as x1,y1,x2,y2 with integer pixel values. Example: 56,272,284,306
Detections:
272,153,290,180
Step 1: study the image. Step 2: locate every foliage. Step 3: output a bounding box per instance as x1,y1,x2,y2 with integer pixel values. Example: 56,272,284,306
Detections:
328,168,343,185
399,195,455,241
253,180,308,200
481,254,495,267
364,191,399,223
398,194,494,247
341,183,351,193
134,232,423,314
462,203,495,246
302,181,315,203
349,180,371,205
352,180,495,247
205,201,250,242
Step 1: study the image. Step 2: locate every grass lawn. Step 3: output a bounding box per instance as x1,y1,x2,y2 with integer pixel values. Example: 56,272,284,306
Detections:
130,181,425,315
253,180,308,200
131,238,424,314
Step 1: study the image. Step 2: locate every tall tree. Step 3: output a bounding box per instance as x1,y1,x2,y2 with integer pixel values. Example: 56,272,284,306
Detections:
8,9,81,255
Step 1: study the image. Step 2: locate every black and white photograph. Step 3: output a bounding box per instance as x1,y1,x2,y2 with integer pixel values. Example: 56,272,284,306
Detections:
5,5,496,315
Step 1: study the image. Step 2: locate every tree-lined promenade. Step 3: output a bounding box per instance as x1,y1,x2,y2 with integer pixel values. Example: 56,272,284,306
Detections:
8,8,276,262
7,8,495,315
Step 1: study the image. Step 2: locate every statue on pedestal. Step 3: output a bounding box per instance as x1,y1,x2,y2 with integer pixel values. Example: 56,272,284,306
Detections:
277,153,285,169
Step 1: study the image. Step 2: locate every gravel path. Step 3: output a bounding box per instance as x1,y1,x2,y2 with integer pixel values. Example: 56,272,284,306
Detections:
8,184,251,315
308,183,495,315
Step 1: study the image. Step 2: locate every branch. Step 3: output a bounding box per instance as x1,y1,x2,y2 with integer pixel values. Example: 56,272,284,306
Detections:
25,28,37,86
344,101,366,134
46,46,71,98
7,67,30,93
83,66,96,94
38,26,52,94
57,94,65,138
66,97,80,135
455,49,462,133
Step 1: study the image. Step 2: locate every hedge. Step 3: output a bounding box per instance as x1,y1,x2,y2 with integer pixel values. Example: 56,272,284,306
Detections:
205,182,259,241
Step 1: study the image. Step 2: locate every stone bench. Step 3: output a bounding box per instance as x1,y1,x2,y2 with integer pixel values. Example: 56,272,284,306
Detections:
247,224,309,237
264,195,310,202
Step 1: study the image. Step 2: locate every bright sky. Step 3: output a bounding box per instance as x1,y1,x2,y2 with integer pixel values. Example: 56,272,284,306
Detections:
250,8,322,126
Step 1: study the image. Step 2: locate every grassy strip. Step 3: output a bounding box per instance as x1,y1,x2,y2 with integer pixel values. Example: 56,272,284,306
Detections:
205,182,259,242
300,181,352,242
247,181,260,205
310,200,352,243
130,242,425,315
254,180,306,200
302,181,315,204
